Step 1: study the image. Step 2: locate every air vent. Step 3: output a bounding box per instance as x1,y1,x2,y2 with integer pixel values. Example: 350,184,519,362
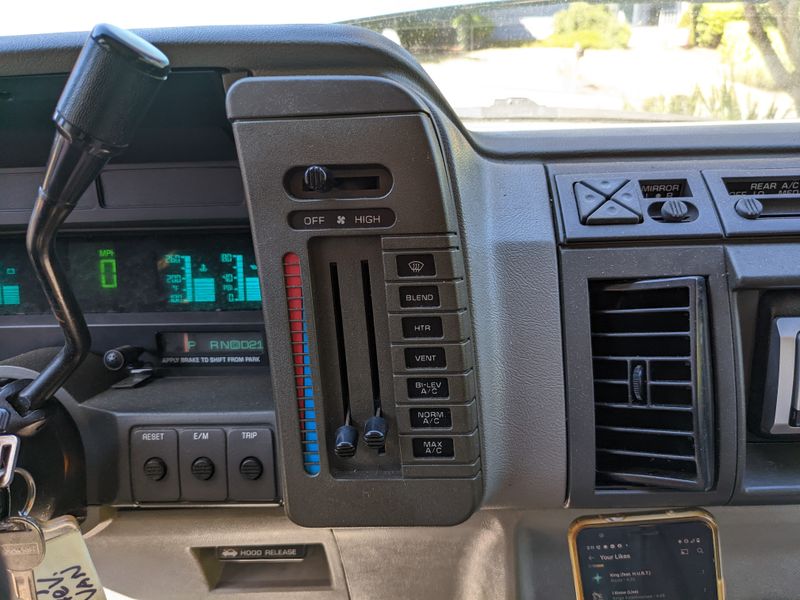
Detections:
589,277,713,491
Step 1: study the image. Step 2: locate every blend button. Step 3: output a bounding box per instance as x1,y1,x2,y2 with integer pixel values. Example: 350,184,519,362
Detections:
399,285,440,308
402,316,443,339
404,347,446,369
396,254,436,277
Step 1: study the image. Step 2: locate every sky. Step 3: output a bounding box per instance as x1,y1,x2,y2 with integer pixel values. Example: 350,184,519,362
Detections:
0,0,487,36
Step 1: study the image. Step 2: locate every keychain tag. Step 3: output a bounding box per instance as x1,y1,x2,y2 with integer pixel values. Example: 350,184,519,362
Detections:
33,515,107,600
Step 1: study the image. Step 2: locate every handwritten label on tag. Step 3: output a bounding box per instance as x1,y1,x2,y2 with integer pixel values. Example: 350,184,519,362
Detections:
33,517,107,600
36,563,103,599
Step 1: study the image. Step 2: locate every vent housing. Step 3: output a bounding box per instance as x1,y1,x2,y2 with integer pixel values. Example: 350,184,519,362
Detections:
589,277,714,491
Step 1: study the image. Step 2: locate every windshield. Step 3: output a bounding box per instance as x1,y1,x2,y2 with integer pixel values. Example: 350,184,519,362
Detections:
5,0,800,130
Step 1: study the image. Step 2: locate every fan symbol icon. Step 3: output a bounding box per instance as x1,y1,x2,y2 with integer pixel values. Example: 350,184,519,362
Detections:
336,215,346,225
408,260,425,273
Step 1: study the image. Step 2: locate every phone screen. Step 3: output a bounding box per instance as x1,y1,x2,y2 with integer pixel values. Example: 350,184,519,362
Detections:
574,518,719,600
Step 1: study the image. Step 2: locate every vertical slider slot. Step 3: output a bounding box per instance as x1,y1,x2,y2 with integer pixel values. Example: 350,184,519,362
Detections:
329,263,351,420
331,263,359,459
362,260,388,451
361,260,381,412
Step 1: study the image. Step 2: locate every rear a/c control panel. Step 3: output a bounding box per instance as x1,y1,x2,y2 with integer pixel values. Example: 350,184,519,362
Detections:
228,76,482,526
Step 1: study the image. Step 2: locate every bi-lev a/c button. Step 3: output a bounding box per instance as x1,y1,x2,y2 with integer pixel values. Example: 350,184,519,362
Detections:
396,254,436,277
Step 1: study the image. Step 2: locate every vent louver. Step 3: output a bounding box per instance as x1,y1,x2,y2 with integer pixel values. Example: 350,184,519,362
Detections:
589,277,713,491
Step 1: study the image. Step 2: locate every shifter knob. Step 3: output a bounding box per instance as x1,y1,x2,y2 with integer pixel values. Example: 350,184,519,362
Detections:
54,23,170,152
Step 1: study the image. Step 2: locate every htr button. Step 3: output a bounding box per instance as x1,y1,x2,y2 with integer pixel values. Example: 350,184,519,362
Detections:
402,316,443,339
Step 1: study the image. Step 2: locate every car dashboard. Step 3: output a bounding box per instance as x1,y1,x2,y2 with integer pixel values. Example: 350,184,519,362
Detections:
1,23,800,600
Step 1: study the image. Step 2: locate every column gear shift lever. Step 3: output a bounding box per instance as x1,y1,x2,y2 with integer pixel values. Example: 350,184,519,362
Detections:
8,24,169,418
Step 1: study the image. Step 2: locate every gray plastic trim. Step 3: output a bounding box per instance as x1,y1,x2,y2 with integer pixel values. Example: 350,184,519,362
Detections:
436,118,567,509
227,75,426,119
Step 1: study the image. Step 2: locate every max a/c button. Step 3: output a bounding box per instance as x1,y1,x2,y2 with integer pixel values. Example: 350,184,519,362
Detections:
412,437,454,458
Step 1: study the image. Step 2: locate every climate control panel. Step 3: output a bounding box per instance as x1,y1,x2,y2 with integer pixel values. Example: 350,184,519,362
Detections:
229,75,483,526
383,235,479,476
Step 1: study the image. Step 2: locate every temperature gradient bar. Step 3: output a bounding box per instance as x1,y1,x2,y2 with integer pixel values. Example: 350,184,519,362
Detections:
283,252,320,475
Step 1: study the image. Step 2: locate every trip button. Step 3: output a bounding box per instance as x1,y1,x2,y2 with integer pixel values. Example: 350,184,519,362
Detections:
399,285,440,308
396,254,436,277
405,347,446,369
226,428,276,501
402,316,443,339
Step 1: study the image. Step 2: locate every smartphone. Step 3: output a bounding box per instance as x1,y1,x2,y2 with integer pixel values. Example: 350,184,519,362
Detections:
568,510,724,600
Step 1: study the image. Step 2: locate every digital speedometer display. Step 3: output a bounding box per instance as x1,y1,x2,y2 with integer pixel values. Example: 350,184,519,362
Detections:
0,233,263,315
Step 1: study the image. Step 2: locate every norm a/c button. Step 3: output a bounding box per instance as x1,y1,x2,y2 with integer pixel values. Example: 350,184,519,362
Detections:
402,316,443,339
399,285,440,308
396,254,436,277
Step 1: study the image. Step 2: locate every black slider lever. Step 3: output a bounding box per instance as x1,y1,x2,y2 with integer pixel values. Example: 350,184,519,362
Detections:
334,410,358,459
363,407,387,449
10,25,169,417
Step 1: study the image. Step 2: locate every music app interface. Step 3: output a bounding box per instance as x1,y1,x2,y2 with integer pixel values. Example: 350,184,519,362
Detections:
575,519,719,600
